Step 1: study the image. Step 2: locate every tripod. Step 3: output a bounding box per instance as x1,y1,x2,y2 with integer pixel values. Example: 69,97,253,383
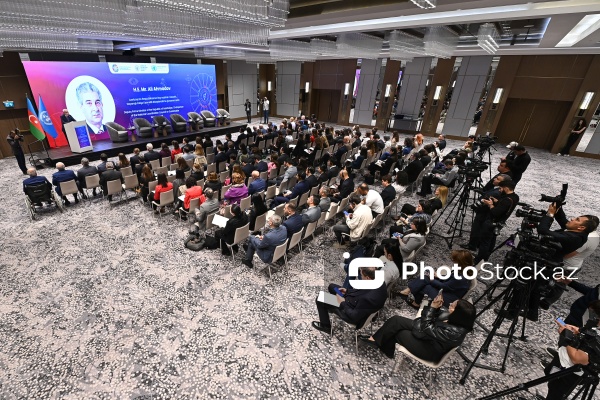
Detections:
475,144,496,182
459,276,535,384
429,175,482,249
478,364,599,400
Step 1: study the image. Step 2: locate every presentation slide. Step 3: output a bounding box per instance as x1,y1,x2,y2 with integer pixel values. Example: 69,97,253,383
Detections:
23,61,218,147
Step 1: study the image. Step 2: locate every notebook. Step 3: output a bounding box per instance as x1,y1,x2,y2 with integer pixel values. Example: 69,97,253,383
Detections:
317,291,339,307
212,214,229,228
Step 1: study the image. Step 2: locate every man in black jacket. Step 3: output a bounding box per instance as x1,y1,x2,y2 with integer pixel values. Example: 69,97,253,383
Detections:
461,180,519,264
6,129,27,174
99,162,123,201
380,175,396,207
143,144,160,164
509,145,531,184
77,157,99,197
312,267,387,335
403,153,424,183
215,205,248,256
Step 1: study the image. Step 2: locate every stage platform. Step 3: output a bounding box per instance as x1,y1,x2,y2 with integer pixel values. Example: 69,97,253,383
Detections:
46,122,246,167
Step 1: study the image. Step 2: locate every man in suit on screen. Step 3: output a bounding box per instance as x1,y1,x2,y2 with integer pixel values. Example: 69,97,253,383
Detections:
76,82,108,136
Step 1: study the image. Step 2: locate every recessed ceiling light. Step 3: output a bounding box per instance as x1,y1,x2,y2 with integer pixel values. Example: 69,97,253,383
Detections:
556,14,600,47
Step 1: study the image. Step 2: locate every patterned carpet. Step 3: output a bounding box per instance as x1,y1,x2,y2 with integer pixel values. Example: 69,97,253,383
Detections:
1,122,599,400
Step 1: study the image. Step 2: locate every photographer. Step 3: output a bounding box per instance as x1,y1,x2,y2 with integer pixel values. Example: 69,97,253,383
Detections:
507,145,531,184
542,319,600,400
6,129,27,174
461,180,519,264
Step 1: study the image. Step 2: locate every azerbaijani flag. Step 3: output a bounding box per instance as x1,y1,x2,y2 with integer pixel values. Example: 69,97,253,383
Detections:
27,97,46,141
38,95,59,139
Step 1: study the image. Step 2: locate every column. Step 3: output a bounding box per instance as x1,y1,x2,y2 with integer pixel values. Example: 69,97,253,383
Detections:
276,61,301,118
353,58,382,126
226,61,258,119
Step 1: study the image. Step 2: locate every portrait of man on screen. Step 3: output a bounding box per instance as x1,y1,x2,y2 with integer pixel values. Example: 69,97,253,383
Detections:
76,82,109,135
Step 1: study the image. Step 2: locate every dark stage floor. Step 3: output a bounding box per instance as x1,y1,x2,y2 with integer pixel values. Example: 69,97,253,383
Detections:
45,122,246,167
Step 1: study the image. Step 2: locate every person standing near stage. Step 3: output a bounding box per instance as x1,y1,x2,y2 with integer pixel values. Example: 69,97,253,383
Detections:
245,99,252,123
6,129,27,174
263,97,270,124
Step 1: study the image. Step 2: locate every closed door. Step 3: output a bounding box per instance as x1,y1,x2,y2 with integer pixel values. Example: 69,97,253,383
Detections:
312,89,341,123
495,99,571,150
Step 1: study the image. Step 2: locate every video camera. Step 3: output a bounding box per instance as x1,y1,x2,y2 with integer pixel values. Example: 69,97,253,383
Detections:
458,159,489,179
559,319,600,374
540,183,568,206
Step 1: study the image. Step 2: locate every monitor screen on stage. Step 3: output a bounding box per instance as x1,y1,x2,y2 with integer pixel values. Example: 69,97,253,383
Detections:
22,61,218,147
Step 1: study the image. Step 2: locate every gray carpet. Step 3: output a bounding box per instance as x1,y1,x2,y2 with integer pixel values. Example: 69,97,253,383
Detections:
1,123,599,399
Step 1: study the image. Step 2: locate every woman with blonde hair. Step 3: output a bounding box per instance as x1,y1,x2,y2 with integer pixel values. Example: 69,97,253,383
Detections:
223,172,248,205
194,144,207,167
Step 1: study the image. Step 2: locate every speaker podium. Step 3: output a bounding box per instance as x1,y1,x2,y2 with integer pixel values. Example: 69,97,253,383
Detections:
64,121,93,153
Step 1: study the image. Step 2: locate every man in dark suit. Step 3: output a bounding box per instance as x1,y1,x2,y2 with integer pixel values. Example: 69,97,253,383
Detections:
305,167,318,188
248,171,267,195
97,153,114,174
242,214,288,268
282,203,304,240
481,161,513,192
244,99,252,123
60,109,76,135
254,157,268,173
271,172,310,208
129,148,143,171
6,129,27,174
236,127,248,148
403,153,424,183
435,134,447,151
99,162,123,201
330,170,354,203
380,175,396,207
509,145,531,184
143,143,161,164
77,157,99,197
312,267,387,334
215,205,249,256
52,162,79,204
326,159,340,182
241,157,255,177
214,145,228,165
202,135,214,152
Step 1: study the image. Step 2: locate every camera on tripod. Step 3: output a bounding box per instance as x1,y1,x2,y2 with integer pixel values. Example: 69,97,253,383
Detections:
559,319,600,374
458,160,488,179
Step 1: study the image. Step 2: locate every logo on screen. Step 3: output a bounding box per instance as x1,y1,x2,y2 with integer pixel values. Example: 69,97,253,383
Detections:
111,64,119,73
190,73,217,113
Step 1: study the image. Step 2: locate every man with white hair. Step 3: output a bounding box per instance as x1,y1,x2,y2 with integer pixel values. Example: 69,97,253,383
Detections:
143,143,160,164
242,214,287,268
52,162,79,204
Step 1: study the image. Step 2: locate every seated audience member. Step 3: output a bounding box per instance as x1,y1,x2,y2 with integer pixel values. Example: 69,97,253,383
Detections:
271,159,297,186
253,156,269,173
143,143,161,164
417,160,458,196
195,188,220,225
171,140,182,162
360,296,475,360
214,205,249,256
301,195,322,224
392,171,409,196
77,157,99,197
204,172,222,200
357,183,384,217
342,243,402,289
401,137,413,156
152,173,173,212
401,187,447,217
117,153,130,169
97,152,115,174
190,161,205,182
176,157,191,173
351,148,368,170
282,203,304,239
248,193,269,232
318,187,332,212
175,177,205,220
330,170,354,203
380,216,428,260
418,148,432,167
130,148,143,170
332,193,373,248
305,166,318,188
194,144,208,167
223,173,248,206
271,172,309,208
248,170,267,196
435,134,447,151
202,135,213,152
392,200,433,235
400,250,474,308
158,143,171,160
23,168,52,205
52,162,80,204
139,164,155,203
403,152,424,183
172,169,186,197
241,215,288,268
312,266,388,335
380,175,396,208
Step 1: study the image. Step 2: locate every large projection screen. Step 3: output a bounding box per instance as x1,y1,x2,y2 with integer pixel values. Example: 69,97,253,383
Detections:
23,61,218,147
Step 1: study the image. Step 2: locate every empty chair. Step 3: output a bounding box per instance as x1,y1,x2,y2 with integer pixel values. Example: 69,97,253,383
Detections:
161,157,171,168
106,179,124,204
120,165,133,176
216,108,231,125
105,122,129,142
219,170,229,183
239,195,251,211
152,115,172,136
206,153,215,164
201,110,217,127
170,114,187,132
155,166,168,176
133,118,154,138
287,229,303,254
187,112,204,131
149,159,161,170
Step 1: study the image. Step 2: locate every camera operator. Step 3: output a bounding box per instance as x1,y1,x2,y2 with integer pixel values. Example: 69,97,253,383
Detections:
541,318,600,400
507,145,530,184
461,180,519,264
